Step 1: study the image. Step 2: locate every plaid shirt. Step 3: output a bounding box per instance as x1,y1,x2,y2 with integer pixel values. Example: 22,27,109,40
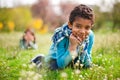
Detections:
52,23,91,66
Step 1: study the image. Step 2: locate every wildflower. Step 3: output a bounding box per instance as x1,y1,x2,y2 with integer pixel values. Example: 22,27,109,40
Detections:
33,19,43,30
39,24,48,34
93,64,98,67
79,75,83,78
18,77,22,80
71,72,74,75
35,73,43,79
26,77,31,80
110,74,113,77
33,75,39,80
75,62,79,67
20,70,26,77
109,65,113,69
77,60,80,63
90,67,93,70
103,74,108,80
31,63,36,67
27,71,35,76
61,72,68,78
29,63,36,69
0,22,3,30
7,67,10,70
118,50,120,53
22,64,27,68
98,54,102,57
74,69,80,75
85,73,88,76
7,21,15,31
80,64,84,68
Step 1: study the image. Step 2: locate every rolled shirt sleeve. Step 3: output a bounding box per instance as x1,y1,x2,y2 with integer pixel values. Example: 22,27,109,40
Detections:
56,37,72,68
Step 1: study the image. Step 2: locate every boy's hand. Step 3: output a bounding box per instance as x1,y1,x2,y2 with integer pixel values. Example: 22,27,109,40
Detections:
72,30,90,42
69,34,82,51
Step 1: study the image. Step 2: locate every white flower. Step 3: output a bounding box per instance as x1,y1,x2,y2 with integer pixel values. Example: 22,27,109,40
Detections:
74,69,80,75
117,78,120,80
29,63,35,69
85,73,88,76
103,74,108,80
7,67,10,70
27,71,35,76
75,63,79,67
109,65,113,69
80,64,84,68
118,50,120,53
61,72,68,78
93,64,98,67
77,60,80,63
33,75,39,80
26,77,31,80
35,73,43,79
20,70,26,77
110,74,113,77
18,77,22,80
79,75,83,78
22,64,27,67
98,54,102,57
90,67,93,70
71,72,74,75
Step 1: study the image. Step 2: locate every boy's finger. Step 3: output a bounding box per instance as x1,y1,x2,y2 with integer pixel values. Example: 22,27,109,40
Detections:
76,36,82,44
77,36,82,41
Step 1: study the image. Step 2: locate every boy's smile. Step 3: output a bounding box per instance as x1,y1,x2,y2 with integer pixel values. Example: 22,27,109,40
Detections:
68,17,92,41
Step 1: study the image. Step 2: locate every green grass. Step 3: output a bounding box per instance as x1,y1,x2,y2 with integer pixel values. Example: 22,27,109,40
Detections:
0,31,120,80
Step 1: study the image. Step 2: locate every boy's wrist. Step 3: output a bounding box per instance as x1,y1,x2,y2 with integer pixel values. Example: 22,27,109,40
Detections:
70,50,78,60
69,44,77,51
69,46,78,60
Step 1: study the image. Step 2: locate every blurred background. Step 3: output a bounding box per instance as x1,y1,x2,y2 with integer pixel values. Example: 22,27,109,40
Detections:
0,0,120,80
0,0,120,33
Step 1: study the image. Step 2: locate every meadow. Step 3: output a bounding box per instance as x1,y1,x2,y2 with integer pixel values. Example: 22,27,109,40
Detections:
0,30,120,80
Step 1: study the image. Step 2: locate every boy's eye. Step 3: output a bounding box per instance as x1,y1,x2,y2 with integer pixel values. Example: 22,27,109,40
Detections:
85,26,90,30
76,24,81,28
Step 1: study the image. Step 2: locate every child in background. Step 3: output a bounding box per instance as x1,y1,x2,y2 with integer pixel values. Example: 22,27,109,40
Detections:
32,4,95,70
20,28,38,49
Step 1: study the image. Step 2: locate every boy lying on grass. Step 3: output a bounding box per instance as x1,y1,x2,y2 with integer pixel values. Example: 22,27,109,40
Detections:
31,4,95,70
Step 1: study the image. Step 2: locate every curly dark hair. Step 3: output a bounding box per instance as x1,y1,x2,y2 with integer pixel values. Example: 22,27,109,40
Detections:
69,4,94,25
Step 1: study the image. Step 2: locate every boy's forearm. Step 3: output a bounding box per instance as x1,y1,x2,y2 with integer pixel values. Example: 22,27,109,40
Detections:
69,45,76,51
69,45,78,60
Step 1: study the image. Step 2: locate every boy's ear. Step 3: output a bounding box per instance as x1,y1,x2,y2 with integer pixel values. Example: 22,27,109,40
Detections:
68,22,72,29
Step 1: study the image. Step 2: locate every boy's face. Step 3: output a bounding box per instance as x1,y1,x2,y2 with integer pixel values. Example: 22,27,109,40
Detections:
68,17,92,41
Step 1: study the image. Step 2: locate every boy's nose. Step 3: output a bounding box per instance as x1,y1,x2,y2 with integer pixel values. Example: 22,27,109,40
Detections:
79,30,85,35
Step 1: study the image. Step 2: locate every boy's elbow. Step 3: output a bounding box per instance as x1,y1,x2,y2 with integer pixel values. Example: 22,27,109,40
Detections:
56,52,72,68
57,58,65,68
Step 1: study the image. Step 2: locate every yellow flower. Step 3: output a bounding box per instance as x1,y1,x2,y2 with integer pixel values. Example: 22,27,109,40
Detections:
33,19,43,30
0,22,3,30
39,24,48,34
7,21,15,31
